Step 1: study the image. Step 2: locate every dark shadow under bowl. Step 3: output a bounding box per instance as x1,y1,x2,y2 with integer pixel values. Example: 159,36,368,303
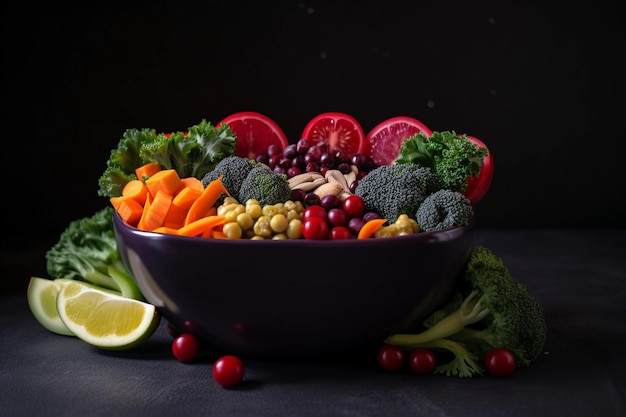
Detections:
113,212,475,359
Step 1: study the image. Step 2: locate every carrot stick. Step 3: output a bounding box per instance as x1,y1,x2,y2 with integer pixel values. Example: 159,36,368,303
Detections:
184,175,230,225
110,196,145,226
136,193,152,230
145,169,183,198
172,186,203,212
177,215,227,237
357,218,388,239
135,162,162,180
139,190,173,231
151,226,180,235
121,179,148,205
181,176,204,192
162,203,187,229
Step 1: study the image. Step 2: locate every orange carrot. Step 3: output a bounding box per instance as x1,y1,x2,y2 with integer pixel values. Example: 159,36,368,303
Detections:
210,229,228,239
136,193,152,230
172,186,203,212
162,203,187,229
184,175,230,225
357,218,388,239
151,226,180,235
139,190,173,231
110,196,144,226
177,215,227,237
109,196,124,212
121,179,148,205
180,176,204,192
145,169,183,198
135,162,162,180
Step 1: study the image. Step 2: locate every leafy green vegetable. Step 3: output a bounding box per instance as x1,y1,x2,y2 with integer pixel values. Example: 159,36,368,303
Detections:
98,119,237,198
46,206,144,300
395,131,488,192
385,245,547,377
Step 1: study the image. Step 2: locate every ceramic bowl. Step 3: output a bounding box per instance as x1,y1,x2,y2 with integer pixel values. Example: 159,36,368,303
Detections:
113,212,475,359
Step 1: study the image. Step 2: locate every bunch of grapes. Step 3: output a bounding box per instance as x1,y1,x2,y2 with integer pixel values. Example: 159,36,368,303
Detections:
255,138,377,181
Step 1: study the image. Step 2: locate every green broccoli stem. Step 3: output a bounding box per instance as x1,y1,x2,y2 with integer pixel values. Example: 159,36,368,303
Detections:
421,339,484,377
385,290,490,347
452,327,532,367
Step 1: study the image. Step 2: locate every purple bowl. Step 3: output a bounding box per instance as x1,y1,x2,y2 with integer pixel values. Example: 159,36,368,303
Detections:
113,212,475,358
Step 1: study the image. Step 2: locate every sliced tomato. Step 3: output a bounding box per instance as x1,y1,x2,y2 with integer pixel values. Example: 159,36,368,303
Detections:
464,135,494,205
364,116,433,166
219,111,289,160
301,112,366,155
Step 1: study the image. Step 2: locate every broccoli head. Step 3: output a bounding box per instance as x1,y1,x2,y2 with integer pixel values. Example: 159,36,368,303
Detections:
201,155,260,204
385,245,547,377
395,131,488,192
415,189,473,232
238,165,292,206
354,164,443,224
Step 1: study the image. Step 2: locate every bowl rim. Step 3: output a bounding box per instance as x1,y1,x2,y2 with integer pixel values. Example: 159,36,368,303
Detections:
112,210,472,247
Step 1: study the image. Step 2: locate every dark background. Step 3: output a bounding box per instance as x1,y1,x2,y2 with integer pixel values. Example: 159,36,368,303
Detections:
2,0,624,242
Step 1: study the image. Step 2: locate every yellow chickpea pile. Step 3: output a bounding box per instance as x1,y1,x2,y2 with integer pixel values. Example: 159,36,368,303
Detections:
216,197,305,240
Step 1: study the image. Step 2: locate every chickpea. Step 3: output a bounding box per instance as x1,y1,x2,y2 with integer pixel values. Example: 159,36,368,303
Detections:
237,212,254,231
253,216,273,238
286,219,303,239
269,213,288,233
222,222,243,239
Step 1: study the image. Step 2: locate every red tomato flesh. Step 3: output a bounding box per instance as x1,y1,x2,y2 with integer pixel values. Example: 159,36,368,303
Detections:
301,112,366,156
364,116,432,166
219,111,289,161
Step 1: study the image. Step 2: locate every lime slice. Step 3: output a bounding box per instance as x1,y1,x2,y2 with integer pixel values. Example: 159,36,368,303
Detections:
56,280,161,350
27,277,75,336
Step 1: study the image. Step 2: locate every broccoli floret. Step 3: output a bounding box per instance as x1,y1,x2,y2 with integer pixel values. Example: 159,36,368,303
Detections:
415,189,473,232
395,131,488,192
45,207,144,300
385,245,547,377
201,155,260,203
238,165,292,206
354,164,442,224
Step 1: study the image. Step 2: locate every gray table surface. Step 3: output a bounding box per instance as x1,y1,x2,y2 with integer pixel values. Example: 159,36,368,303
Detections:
2,228,625,417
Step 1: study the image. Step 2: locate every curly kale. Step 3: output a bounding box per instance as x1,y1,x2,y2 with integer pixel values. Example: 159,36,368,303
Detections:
415,189,473,232
98,119,237,198
385,245,547,377
354,164,443,224
201,155,260,204
238,165,292,206
395,131,488,192
98,128,156,198
45,207,144,300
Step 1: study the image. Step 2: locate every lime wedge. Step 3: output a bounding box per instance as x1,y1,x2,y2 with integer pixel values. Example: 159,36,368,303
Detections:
27,277,75,336
56,280,160,349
